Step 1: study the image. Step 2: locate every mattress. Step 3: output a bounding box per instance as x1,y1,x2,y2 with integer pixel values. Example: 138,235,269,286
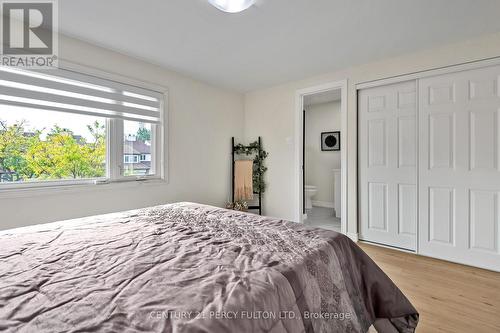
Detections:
0,202,418,332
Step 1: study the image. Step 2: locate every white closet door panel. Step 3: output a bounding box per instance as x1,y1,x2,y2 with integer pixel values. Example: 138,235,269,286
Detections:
419,65,500,271
398,184,417,236
368,183,388,231
398,116,417,168
428,187,455,245
470,190,499,253
359,80,417,251
429,113,455,169
368,119,387,167
469,108,498,171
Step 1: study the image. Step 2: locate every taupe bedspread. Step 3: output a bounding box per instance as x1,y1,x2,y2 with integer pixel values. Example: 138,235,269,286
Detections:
0,202,418,333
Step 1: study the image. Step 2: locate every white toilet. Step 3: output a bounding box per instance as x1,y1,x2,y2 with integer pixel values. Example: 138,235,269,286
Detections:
304,185,317,210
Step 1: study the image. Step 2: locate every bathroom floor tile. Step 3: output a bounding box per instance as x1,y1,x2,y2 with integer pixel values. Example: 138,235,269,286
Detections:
304,206,341,232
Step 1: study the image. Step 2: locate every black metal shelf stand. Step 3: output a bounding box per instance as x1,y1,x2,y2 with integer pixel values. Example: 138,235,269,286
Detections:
231,136,262,215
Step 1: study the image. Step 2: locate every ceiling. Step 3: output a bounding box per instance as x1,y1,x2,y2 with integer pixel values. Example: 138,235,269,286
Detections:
304,89,341,107
59,0,500,92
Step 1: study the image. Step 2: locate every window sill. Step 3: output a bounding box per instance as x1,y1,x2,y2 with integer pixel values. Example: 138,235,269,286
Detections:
0,177,167,199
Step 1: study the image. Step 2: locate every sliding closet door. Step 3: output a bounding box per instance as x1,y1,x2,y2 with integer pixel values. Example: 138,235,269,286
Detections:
419,65,500,271
359,80,417,251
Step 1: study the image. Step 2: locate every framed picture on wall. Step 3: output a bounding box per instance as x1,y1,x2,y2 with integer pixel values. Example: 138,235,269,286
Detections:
321,131,340,151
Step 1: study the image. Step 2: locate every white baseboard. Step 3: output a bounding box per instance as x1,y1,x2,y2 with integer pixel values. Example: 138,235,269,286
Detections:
312,200,335,208
347,232,359,242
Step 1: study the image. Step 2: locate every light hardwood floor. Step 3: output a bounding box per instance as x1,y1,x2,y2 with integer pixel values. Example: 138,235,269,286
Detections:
359,242,500,333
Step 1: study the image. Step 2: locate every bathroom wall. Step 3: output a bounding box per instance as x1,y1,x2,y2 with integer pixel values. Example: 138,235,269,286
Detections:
305,101,341,206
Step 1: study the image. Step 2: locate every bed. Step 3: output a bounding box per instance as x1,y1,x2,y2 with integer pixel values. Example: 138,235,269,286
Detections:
0,202,418,332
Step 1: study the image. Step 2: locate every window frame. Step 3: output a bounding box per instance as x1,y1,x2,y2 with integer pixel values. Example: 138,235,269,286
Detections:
112,119,161,181
0,60,168,192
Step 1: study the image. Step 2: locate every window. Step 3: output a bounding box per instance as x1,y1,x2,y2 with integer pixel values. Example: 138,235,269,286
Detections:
123,121,153,176
123,155,139,164
0,66,164,189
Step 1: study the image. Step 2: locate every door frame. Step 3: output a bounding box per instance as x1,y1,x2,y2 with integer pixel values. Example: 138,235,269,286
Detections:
294,80,348,235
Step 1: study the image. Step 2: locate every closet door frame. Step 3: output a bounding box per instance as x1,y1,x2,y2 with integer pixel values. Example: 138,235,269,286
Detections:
356,56,500,259
356,57,500,91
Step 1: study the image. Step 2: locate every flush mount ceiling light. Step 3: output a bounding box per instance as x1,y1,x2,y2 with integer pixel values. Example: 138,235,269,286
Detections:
208,0,255,13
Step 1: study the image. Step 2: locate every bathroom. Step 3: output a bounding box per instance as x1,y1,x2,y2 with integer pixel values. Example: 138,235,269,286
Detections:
303,90,342,231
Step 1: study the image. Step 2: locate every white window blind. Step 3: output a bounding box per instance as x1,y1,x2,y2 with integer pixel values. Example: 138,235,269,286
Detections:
0,67,163,123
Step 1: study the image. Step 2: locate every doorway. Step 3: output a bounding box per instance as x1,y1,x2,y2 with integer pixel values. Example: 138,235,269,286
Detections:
295,81,347,234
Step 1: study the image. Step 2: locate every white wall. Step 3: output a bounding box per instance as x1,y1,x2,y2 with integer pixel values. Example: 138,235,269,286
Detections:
244,31,500,235
4,31,500,234
0,35,244,231
305,101,341,204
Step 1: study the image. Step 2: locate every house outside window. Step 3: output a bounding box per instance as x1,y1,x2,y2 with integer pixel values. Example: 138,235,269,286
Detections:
122,122,154,176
